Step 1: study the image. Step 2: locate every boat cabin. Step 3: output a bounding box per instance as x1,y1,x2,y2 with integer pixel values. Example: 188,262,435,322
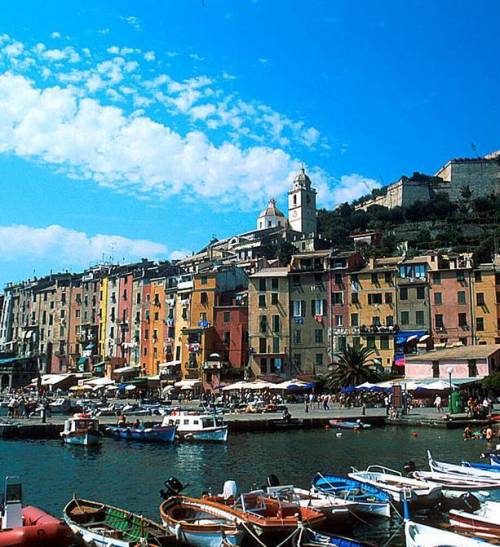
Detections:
163,412,224,432
63,414,99,435
1,476,23,530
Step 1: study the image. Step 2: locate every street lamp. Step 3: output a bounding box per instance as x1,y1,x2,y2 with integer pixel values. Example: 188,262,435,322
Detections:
447,367,453,414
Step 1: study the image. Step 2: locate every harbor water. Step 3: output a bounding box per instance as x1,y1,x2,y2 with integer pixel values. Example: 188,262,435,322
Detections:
0,426,498,545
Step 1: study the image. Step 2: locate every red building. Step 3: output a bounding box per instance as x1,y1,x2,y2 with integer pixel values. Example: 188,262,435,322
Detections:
214,291,248,371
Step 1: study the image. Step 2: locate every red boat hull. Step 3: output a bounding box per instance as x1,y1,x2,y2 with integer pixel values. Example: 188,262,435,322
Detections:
0,506,74,546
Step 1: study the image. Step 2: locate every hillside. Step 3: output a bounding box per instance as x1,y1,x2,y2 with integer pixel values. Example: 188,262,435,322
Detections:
317,190,500,261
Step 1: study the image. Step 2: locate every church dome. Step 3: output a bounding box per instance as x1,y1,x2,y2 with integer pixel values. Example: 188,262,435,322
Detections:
293,167,312,189
258,198,285,219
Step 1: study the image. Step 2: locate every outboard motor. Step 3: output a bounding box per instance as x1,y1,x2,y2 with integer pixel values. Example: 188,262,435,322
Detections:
222,480,238,500
266,474,280,487
160,477,185,500
403,461,416,476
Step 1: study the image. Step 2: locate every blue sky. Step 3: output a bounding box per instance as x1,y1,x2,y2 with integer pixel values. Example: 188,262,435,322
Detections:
0,0,499,287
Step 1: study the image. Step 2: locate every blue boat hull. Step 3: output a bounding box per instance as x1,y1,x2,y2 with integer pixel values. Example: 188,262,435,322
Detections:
312,474,391,518
463,461,500,473
107,425,176,443
298,529,373,547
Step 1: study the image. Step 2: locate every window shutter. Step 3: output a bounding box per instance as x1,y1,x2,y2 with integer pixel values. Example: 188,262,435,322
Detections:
323,299,327,316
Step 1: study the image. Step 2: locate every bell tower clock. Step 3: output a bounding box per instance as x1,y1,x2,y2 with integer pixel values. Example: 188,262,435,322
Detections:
288,167,317,235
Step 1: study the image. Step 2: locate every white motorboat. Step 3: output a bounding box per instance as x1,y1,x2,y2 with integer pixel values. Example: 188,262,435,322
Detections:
162,412,228,442
60,413,100,446
348,465,442,506
263,485,356,518
449,501,500,539
404,520,494,546
412,470,500,494
428,450,500,480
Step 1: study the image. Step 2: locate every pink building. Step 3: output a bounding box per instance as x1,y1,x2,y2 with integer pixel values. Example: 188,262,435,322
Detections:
405,344,500,380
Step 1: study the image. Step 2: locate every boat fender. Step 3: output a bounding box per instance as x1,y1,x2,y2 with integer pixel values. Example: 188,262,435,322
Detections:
336,432,342,438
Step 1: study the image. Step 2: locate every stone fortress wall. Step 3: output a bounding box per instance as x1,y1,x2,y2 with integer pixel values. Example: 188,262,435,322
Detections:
355,151,500,211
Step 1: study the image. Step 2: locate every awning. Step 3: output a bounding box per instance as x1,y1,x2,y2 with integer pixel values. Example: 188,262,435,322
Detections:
159,360,181,369
84,344,95,350
40,374,74,387
93,361,106,369
395,330,427,345
174,379,201,389
419,334,431,342
113,365,141,374
85,377,115,387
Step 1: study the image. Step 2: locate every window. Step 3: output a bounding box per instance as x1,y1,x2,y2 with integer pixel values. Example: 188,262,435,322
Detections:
351,293,359,304
351,313,359,327
468,360,478,377
368,293,382,305
380,336,389,350
293,330,301,344
372,316,381,327
259,315,267,334
476,293,485,306
399,287,408,300
315,353,324,368
334,273,343,285
258,279,266,291
271,278,279,290
476,317,484,331
384,272,392,284
294,353,302,368
292,300,305,317
201,275,208,285
371,273,379,284
315,329,323,343
352,337,361,349
312,299,326,316
200,312,207,322
144,329,149,340
259,357,267,373
258,294,266,308
433,272,441,285
271,293,279,305
59,326,65,337
385,293,393,304
223,311,231,322
386,315,394,326
416,287,425,300
337,336,347,351
432,361,439,378
366,336,376,349
401,311,409,325
136,293,141,304
434,292,442,305
456,271,465,282
458,313,467,327
272,338,280,353
474,271,482,282
435,314,444,328
259,338,266,353
292,276,301,287
457,291,466,305
332,292,344,305
335,315,343,327
272,315,280,333
154,311,159,321
200,292,208,305
415,310,425,325
223,331,231,345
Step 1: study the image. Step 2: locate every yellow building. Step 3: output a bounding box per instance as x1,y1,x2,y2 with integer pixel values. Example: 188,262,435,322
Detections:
174,275,193,379
472,264,500,345
98,275,108,359
348,257,402,368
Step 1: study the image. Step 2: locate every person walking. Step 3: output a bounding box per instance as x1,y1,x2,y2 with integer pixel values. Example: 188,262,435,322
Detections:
434,394,442,413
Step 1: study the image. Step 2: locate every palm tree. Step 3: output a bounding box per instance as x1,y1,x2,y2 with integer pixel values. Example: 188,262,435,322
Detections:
324,345,380,390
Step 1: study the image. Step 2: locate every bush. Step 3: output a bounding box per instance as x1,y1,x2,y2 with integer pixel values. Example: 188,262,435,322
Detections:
482,372,500,395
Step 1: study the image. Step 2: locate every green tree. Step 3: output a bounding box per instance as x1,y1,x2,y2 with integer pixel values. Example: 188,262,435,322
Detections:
324,345,380,390
482,372,500,395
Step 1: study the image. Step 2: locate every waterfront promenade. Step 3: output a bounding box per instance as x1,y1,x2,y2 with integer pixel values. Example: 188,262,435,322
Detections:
1,401,497,439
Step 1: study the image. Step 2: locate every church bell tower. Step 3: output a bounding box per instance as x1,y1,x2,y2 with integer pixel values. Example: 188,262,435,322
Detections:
288,167,317,235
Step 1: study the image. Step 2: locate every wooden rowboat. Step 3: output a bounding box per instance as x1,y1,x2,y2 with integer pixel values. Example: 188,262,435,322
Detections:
449,501,500,537
159,496,245,547
64,497,174,546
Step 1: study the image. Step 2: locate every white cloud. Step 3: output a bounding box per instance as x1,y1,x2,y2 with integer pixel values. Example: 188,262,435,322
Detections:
189,53,204,61
0,72,301,209
258,58,268,64
42,47,80,63
50,32,61,39
2,41,24,57
331,174,381,205
144,50,155,62
121,15,141,31
169,249,191,260
0,225,166,265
